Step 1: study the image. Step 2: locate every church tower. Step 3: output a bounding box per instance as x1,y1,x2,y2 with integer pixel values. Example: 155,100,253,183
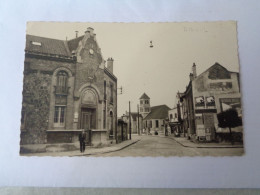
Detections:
139,93,151,118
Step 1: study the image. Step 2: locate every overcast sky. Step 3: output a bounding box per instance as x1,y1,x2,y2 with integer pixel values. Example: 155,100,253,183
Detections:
27,22,240,116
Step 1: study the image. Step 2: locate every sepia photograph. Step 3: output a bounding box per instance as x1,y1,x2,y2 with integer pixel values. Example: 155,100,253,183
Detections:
20,21,244,157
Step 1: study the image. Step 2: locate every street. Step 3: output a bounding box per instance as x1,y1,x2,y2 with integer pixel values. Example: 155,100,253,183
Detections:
94,135,244,157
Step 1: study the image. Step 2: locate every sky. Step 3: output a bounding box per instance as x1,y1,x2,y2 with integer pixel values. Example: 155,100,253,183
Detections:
26,22,240,116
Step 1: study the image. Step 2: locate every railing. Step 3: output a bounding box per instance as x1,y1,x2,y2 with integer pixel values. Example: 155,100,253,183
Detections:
55,86,69,95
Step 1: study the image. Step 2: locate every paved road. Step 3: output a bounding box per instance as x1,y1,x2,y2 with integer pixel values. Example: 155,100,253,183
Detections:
94,135,244,157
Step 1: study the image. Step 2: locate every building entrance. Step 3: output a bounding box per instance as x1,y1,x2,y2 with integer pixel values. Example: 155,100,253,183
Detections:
80,108,96,130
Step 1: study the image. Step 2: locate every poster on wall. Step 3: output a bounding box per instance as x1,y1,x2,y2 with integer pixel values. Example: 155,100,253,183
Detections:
206,96,215,108
195,96,205,108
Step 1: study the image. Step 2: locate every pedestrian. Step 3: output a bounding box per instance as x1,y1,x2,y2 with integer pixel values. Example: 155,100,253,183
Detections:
79,129,86,153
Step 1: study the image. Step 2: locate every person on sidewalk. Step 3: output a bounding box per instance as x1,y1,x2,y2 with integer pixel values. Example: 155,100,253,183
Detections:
79,130,86,153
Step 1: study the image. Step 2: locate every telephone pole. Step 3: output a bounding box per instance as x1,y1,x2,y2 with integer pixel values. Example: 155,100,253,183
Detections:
137,104,140,135
129,101,131,140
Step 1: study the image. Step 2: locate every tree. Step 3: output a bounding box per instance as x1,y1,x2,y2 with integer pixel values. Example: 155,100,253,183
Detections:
217,108,242,145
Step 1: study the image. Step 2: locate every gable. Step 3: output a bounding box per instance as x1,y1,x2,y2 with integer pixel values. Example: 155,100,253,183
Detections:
208,63,231,80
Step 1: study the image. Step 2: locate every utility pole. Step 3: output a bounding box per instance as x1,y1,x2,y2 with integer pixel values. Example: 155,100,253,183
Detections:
129,101,131,140
137,104,140,135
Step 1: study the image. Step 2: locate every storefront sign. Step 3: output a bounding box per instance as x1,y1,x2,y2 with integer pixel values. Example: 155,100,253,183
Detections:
219,98,241,116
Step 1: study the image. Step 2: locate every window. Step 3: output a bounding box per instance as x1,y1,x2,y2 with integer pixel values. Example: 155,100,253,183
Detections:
170,114,173,119
145,100,149,104
140,107,143,112
54,106,66,127
140,100,143,104
156,120,159,128
110,84,113,103
31,41,42,46
56,71,68,94
145,108,149,112
104,81,107,100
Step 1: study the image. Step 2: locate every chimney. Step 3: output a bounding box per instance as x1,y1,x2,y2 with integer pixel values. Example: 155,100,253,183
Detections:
75,31,78,38
107,58,114,73
189,73,194,81
85,27,94,36
192,63,197,78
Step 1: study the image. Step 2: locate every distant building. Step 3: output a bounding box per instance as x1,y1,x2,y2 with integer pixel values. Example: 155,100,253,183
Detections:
180,62,242,142
20,27,118,149
139,93,170,135
123,112,143,135
168,92,184,134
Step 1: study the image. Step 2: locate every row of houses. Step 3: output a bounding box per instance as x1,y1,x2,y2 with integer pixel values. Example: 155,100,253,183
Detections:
119,62,243,143
168,62,243,142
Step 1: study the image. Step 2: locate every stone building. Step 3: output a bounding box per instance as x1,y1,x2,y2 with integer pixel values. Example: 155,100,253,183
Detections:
20,27,118,149
180,62,242,142
139,93,170,135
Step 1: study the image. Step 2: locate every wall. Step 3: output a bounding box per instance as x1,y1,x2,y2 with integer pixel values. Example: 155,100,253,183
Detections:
21,57,75,144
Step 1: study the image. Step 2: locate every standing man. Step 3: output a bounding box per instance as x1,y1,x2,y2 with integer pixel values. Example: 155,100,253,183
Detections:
79,129,86,153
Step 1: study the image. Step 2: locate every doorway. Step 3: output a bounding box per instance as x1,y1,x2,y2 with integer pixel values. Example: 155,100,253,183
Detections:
80,108,96,130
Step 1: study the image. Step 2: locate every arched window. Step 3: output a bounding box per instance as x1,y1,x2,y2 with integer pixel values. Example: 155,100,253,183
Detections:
170,114,173,119
56,71,68,94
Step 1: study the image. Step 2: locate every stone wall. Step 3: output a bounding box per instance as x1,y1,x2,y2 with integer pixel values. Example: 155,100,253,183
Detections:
21,71,51,144
21,57,75,144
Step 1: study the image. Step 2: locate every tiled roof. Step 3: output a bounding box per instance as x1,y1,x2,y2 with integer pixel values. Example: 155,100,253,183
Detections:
144,105,170,120
26,35,71,57
139,93,150,99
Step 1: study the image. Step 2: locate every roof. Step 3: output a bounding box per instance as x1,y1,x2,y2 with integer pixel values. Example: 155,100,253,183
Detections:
26,35,71,57
144,105,170,120
67,35,84,52
198,62,239,79
139,93,150,99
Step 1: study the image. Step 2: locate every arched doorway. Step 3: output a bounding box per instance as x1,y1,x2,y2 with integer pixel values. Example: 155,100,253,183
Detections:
80,90,97,130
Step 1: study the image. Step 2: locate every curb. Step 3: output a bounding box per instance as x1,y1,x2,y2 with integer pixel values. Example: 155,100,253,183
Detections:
167,136,243,149
72,139,141,156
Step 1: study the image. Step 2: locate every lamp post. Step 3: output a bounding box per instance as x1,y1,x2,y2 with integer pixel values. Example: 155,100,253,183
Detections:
129,101,131,140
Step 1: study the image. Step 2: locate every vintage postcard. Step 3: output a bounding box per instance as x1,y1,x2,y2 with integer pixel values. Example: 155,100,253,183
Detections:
20,22,244,157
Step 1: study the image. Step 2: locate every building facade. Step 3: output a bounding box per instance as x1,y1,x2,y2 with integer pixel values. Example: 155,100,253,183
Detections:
20,27,118,147
168,92,184,134
181,62,242,142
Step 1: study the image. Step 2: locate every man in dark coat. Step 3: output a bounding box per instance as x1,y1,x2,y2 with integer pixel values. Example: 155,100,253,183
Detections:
79,130,86,153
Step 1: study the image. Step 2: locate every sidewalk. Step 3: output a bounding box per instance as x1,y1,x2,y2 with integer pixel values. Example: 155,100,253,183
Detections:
166,135,244,148
21,137,140,157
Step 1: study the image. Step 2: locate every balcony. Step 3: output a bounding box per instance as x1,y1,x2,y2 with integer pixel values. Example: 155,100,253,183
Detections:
54,86,69,95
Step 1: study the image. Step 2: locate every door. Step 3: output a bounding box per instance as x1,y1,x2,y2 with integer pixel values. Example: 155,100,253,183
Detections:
80,108,96,130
